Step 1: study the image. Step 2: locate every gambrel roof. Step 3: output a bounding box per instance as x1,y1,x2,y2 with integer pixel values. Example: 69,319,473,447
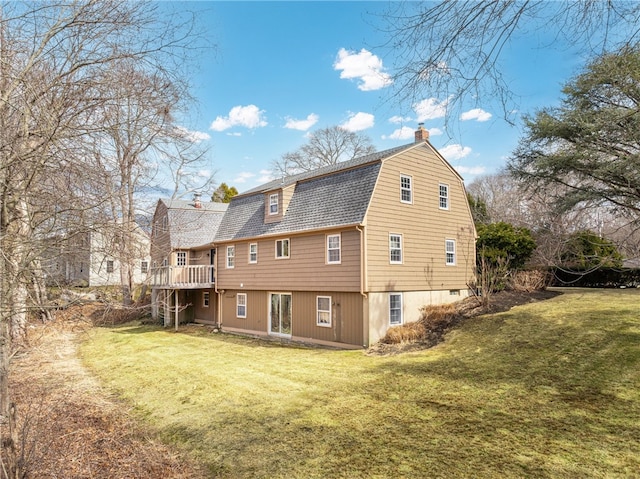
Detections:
215,142,423,242
161,199,228,249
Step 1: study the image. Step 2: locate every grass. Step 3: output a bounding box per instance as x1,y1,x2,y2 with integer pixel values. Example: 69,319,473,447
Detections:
80,288,640,478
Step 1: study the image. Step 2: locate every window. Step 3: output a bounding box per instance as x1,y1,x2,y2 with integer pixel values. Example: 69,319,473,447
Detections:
389,234,403,264
106,260,114,273
237,293,247,318
446,239,456,265
203,292,210,307
141,261,148,274
400,174,412,203
389,293,403,325
317,296,332,327
327,234,341,264
226,246,235,268
249,243,258,264
162,216,168,231
275,239,290,259
439,183,449,210
176,251,186,266
269,193,278,215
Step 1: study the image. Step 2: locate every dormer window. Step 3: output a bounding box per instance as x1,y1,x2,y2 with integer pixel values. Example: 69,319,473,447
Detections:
269,193,278,215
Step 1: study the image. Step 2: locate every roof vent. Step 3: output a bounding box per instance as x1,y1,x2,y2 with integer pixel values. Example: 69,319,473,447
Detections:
194,193,202,209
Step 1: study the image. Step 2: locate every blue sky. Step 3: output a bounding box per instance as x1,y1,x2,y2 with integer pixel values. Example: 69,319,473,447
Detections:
171,1,588,193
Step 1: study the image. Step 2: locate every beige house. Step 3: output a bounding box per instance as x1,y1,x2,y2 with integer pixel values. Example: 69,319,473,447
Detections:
150,196,228,326
150,127,476,348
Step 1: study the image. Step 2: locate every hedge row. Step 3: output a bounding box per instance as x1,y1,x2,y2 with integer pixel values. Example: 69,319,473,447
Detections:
550,267,640,288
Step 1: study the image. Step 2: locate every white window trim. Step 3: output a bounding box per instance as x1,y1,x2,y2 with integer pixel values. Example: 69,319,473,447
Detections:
176,251,187,266
389,233,403,264
439,183,450,210
269,193,279,215
316,296,332,328
226,245,235,269
203,292,210,308
249,243,258,264
326,234,341,264
446,239,456,266
389,293,403,326
237,293,247,318
141,261,148,274
275,238,290,259
106,259,114,273
400,174,413,204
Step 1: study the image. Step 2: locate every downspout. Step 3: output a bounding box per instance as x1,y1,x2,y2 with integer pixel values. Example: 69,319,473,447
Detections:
356,225,367,298
356,225,369,348
213,247,222,329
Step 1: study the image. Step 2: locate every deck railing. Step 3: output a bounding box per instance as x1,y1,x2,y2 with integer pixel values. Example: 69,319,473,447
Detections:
150,265,215,288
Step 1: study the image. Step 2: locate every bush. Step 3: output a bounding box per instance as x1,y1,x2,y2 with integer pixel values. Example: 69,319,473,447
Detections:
381,322,426,344
509,270,550,292
381,303,460,344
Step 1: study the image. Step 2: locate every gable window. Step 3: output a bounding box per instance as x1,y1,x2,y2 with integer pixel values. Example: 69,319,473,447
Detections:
389,234,403,264
226,245,235,268
400,174,412,204
203,292,210,307
249,243,258,264
176,251,186,266
445,239,456,265
317,296,332,327
106,260,114,273
439,183,449,210
237,293,247,318
327,234,341,264
275,239,290,259
141,261,148,274
162,216,168,232
269,193,279,215
389,293,403,325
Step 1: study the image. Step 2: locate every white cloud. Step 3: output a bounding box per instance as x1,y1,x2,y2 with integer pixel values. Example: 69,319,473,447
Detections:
460,108,492,122
174,126,211,143
210,105,267,131
388,115,412,124
456,165,486,175
233,171,256,184
256,169,274,184
197,169,212,178
334,48,393,91
340,112,375,132
284,113,319,131
414,97,450,121
382,126,414,140
439,144,472,161
382,125,443,141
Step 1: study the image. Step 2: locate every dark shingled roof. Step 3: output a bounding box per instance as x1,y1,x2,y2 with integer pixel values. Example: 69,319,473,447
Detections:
215,142,418,242
162,199,228,249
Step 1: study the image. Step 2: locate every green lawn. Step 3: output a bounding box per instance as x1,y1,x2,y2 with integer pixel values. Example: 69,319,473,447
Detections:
80,288,640,478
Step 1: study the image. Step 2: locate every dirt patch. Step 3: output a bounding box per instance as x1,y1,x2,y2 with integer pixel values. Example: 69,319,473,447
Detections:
368,289,561,356
10,305,205,479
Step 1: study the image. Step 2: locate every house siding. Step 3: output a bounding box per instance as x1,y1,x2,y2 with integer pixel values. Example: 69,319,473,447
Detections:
216,228,362,292
365,144,476,293
219,289,364,347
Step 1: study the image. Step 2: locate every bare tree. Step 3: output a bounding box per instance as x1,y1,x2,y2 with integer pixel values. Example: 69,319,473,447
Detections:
0,2,207,476
379,1,640,126
271,126,376,177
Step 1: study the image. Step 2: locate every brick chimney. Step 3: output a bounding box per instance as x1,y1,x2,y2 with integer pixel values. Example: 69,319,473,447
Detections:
415,123,429,142
193,193,202,209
